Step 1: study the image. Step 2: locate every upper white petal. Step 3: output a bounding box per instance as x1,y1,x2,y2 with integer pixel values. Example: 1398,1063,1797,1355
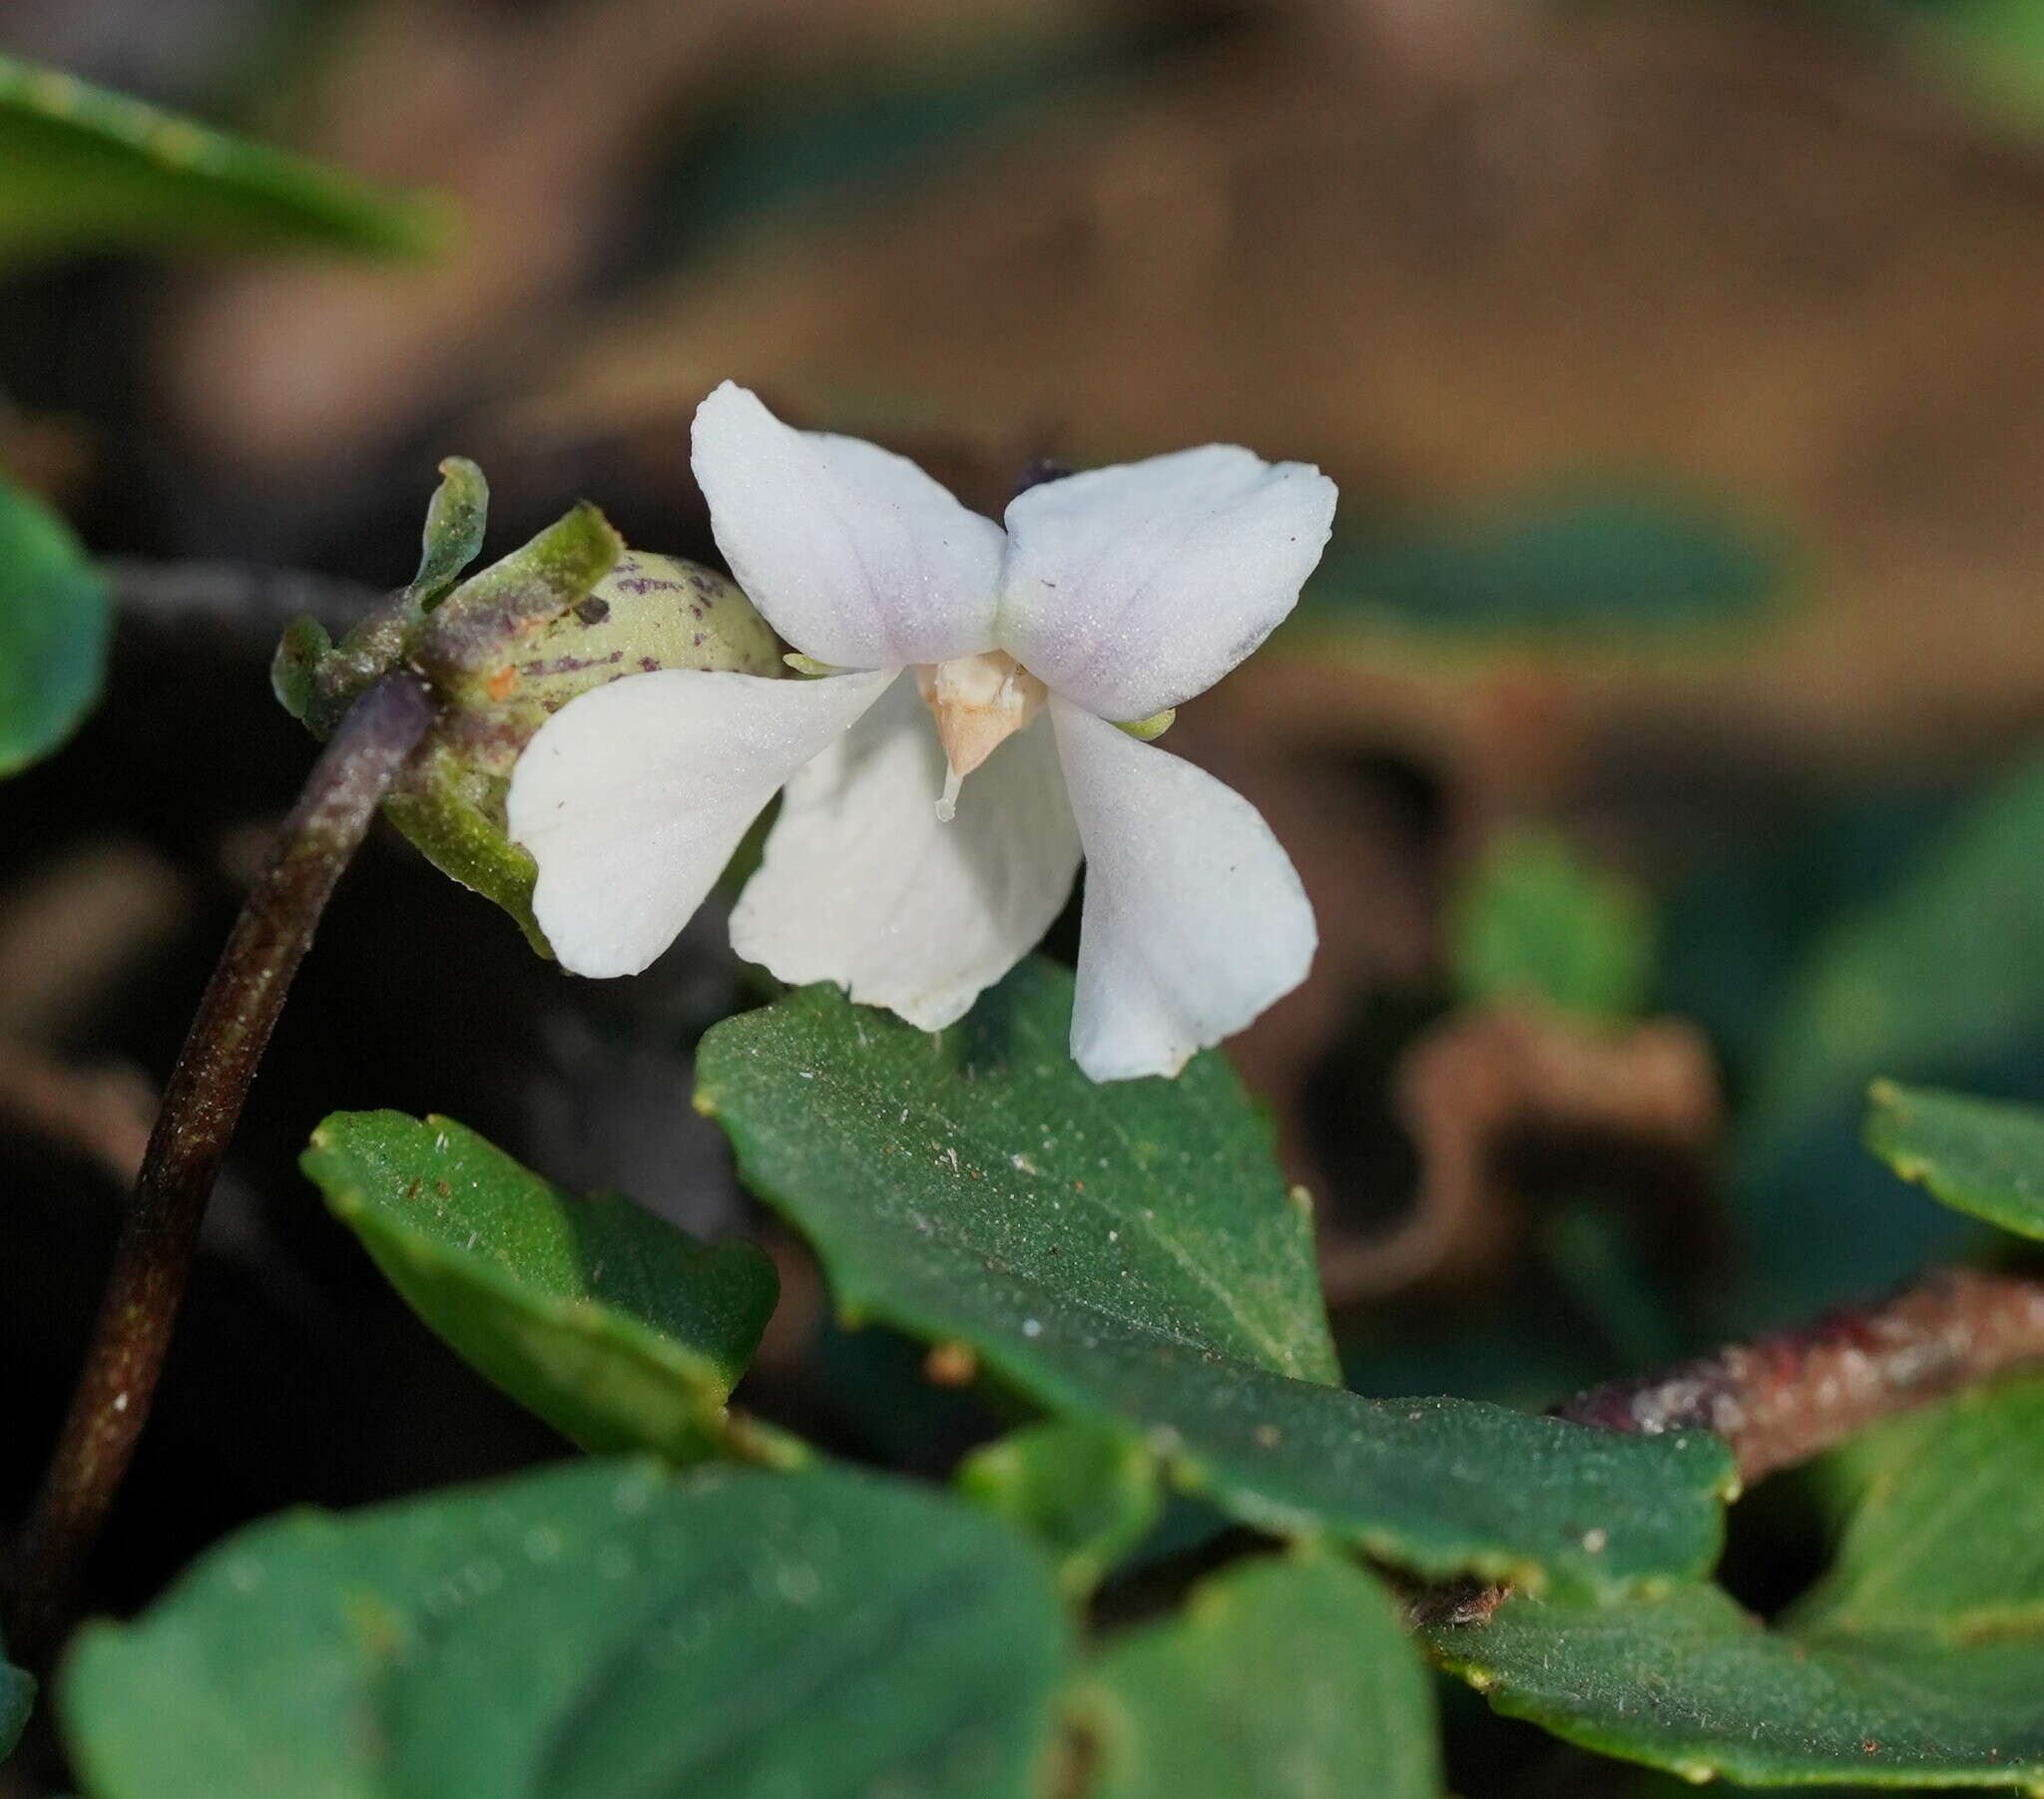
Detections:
998,445,1336,721
507,667,896,977
691,382,1004,669
732,677,1080,1030
1049,696,1315,1081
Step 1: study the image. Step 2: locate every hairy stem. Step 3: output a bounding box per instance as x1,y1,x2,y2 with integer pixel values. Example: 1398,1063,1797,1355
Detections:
5,673,433,1661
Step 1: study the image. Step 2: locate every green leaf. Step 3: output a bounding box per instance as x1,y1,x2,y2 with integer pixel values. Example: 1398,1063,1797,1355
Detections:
1864,1078,2044,1243
1448,825,1655,1022
696,961,1735,1595
1437,1583,2044,1789
0,54,443,266
1297,483,1784,644
1430,1375,2044,1787
0,1630,31,1761
956,1420,1161,1598
300,1112,779,1463
0,477,109,777
62,1458,1071,1799
707,959,1335,1383
1073,1553,1441,1799
1790,1375,2044,1644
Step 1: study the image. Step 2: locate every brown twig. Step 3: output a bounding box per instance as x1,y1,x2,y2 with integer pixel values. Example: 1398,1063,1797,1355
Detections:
1321,1004,1724,1305
101,558,381,634
4,673,433,1663
1556,1264,2044,1485
1417,1263,2044,1629
0,1045,153,1184
0,842,187,1045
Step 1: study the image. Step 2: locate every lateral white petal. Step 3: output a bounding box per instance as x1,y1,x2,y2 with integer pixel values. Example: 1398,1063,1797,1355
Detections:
691,381,1004,669
1050,697,1315,1081
508,668,896,978
732,677,1080,1030
1000,445,1336,720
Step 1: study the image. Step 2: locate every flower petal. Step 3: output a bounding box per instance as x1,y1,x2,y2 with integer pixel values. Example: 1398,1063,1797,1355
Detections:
1049,697,1315,1081
692,381,1005,669
732,676,1080,1030
999,445,1336,720
508,667,896,977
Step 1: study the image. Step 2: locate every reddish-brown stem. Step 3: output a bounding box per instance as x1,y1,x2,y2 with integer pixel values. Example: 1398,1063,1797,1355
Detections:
1555,1264,2044,1484
4,673,433,1662
1417,1264,2044,1628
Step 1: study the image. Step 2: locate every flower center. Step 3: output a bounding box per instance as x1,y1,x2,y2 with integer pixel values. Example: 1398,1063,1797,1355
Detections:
915,651,1048,821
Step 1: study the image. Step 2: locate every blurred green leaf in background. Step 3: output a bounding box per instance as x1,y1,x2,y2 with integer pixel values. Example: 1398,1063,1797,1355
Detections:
0,1630,30,1763
1865,1078,2044,1242
0,476,109,778
1074,1553,1441,1799
0,52,444,268
1448,825,1657,1024
1724,753,2044,1317
1297,481,1788,647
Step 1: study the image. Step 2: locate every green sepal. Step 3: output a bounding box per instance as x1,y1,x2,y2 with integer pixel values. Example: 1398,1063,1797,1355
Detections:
266,615,330,725
1114,707,1176,741
408,455,488,611
271,460,782,953
379,747,548,955
275,457,492,738
412,502,624,692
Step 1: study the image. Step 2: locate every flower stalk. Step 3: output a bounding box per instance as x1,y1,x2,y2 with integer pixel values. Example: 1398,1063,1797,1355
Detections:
5,672,434,1663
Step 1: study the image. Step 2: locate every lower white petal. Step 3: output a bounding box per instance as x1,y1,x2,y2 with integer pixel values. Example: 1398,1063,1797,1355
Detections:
732,676,1080,1030
1050,696,1315,1081
507,667,896,977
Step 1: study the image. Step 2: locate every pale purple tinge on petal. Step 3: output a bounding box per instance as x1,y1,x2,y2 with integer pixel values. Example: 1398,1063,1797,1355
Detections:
1048,696,1316,1082
998,445,1337,722
691,381,1005,670
507,666,896,978
732,677,1081,1031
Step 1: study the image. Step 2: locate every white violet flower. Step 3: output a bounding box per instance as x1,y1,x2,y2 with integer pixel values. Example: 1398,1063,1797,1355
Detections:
506,381,1335,1082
